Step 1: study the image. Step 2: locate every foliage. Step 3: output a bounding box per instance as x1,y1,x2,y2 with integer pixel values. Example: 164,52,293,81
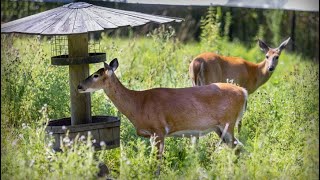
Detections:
264,9,284,46
1,35,70,126
200,6,223,52
1,23,319,180
1,104,117,179
1,0,318,59
223,11,232,41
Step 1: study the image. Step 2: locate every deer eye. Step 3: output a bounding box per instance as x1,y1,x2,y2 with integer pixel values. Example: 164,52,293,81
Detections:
93,74,99,78
266,55,269,59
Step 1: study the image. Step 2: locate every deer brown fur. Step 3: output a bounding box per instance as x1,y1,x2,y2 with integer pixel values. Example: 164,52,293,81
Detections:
78,58,248,160
189,37,291,94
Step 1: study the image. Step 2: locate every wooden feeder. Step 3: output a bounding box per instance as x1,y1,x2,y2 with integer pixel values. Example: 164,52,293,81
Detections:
1,2,182,151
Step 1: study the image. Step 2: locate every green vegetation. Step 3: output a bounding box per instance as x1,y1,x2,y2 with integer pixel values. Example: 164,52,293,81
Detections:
1,11,319,179
2,1,319,59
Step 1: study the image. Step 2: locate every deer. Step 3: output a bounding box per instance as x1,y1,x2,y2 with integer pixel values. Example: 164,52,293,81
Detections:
77,58,248,172
189,37,291,94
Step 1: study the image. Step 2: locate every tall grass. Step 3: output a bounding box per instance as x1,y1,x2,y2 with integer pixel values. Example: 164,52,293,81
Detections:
1,22,319,179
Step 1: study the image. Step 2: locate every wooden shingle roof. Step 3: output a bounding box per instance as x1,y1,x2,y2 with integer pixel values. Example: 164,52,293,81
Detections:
1,2,183,35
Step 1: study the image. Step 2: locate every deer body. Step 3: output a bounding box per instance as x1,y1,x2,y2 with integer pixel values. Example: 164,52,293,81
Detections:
113,84,246,138
189,38,291,94
78,59,248,158
190,53,270,94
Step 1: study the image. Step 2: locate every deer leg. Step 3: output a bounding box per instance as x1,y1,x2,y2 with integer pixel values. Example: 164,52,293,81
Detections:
195,136,200,146
216,123,236,148
237,121,242,134
215,125,227,146
225,124,243,148
212,126,222,137
226,125,236,148
154,135,164,176
156,136,165,159
236,122,244,147
189,135,200,147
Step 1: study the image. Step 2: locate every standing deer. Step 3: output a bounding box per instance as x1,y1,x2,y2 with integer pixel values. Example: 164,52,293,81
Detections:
189,37,291,94
78,58,248,161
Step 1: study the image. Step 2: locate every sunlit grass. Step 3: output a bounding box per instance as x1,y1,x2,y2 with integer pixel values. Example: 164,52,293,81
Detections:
1,30,319,179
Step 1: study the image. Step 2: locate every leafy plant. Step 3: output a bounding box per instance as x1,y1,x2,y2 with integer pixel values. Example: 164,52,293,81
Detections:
1,27,318,179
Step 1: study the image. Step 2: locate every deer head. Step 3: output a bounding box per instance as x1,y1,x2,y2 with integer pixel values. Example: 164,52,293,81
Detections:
258,37,291,72
78,58,119,93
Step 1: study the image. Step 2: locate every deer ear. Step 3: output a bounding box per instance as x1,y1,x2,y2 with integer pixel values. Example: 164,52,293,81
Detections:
104,62,111,71
103,62,113,76
109,58,119,71
258,39,269,53
277,37,291,52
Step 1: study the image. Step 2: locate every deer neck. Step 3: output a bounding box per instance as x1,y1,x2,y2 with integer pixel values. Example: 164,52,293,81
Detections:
103,74,139,122
256,59,272,89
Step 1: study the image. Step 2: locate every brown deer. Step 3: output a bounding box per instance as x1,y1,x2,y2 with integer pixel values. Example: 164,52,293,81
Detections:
189,37,291,94
78,58,248,162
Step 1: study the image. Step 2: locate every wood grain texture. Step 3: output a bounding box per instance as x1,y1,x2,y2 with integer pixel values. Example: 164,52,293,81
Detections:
46,116,120,151
1,2,182,35
68,34,92,125
41,9,77,35
1,7,63,29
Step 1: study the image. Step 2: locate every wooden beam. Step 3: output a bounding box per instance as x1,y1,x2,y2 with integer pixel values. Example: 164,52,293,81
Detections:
68,34,92,125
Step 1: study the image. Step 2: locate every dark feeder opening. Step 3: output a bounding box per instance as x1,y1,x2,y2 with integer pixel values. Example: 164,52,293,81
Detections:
47,33,120,151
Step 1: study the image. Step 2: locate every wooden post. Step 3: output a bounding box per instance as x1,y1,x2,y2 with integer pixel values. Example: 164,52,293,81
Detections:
68,34,92,125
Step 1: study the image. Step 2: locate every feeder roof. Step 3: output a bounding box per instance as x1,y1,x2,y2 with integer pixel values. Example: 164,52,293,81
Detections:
1,2,183,35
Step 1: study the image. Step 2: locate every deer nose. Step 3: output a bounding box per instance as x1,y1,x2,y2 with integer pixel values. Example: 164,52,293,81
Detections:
77,84,83,90
268,67,275,72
